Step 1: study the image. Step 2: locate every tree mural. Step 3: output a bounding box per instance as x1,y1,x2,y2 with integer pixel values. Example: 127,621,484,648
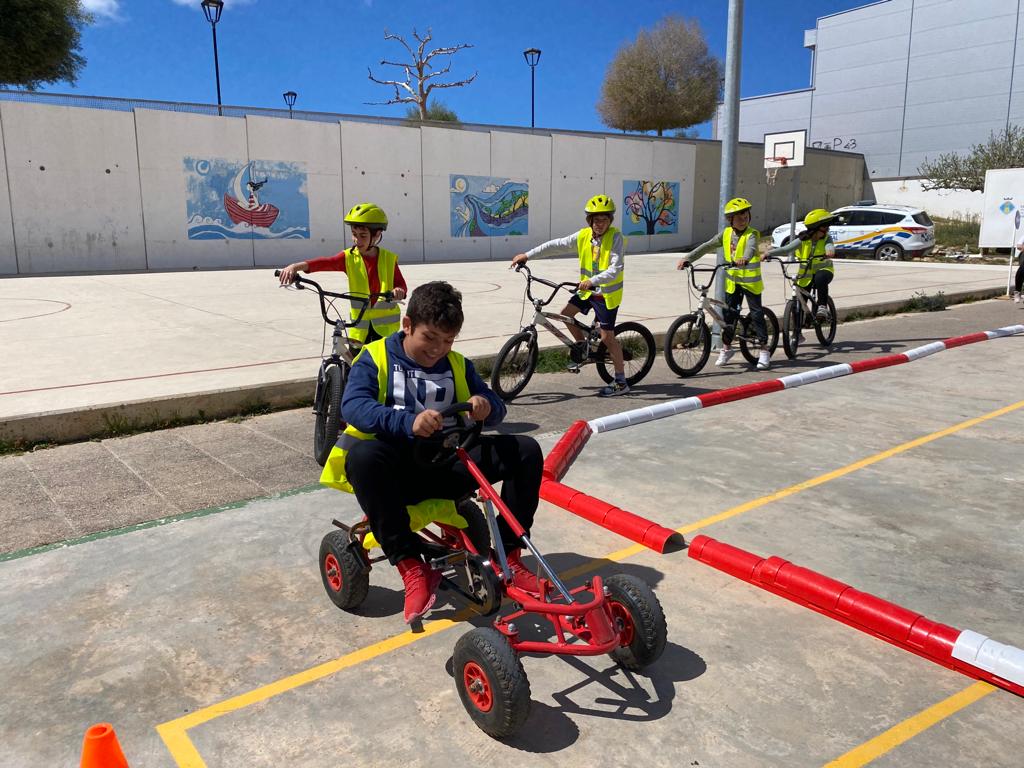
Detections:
623,180,678,235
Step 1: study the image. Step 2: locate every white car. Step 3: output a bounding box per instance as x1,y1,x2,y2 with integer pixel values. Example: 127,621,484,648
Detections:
771,204,935,261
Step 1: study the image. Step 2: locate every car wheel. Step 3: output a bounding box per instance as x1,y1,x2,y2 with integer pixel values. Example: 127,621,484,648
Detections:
874,242,904,261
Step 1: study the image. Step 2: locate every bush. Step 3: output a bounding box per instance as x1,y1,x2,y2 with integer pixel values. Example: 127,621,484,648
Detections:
931,215,980,251
904,290,947,312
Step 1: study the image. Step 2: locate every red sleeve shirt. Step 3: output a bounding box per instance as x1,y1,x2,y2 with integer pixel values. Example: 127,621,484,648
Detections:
306,249,407,296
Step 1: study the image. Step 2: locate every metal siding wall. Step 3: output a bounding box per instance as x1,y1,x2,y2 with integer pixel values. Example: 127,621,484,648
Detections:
1008,2,1024,126
0,107,16,274
733,91,812,144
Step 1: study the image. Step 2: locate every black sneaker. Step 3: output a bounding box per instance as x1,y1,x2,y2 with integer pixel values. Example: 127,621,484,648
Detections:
569,341,587,364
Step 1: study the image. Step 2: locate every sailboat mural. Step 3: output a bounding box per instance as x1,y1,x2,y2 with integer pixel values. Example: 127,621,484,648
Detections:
184,157,310,240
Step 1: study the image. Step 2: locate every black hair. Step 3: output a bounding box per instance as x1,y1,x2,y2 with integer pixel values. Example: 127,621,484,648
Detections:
406,281,464,333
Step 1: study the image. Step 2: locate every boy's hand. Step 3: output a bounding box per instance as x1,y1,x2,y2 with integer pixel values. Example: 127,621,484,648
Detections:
412,409,443,438
468,395,491,422
392,287,406,301
511,253,528,267
578,279,594,291
278,262,306,285
734,257,748,266
676,257,690,270
797,229,812,241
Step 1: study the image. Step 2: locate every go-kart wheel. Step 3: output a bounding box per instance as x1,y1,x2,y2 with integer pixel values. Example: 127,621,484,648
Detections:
604,574,667,671
319,530,369,611
454,627,531,739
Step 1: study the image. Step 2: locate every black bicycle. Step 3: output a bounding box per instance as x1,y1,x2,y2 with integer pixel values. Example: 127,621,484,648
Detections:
664,263,780,377
774,257,837,359
275,271,392,465
490,264,656,400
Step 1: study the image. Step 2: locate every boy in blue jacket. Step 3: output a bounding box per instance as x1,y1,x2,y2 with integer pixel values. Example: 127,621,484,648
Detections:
320,281,544,624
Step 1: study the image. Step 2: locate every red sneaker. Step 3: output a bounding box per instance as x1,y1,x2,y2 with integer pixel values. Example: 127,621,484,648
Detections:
505,549,542,595
396,558,439,624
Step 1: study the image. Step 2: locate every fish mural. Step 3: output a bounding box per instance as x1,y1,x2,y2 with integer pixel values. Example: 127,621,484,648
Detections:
184,157,310,240
451,175,529,237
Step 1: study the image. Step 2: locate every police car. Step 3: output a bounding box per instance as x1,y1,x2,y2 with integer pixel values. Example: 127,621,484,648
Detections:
771,203,935,260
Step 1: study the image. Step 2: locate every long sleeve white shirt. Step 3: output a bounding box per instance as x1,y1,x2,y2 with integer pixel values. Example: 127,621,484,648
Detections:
525,229,625,293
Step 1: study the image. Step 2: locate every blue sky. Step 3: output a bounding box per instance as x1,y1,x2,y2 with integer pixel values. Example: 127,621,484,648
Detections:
61,0,870,137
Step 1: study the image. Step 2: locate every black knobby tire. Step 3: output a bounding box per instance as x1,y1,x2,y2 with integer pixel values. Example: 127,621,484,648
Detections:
738,306,780,365
456,499,492,556
453,627,531,739
604,573,667,671
814,297,838,347
490,331,538,401
319,530,369,611
314,363,346,467
664,313,711,377
782,300,801,359
595,321,656,385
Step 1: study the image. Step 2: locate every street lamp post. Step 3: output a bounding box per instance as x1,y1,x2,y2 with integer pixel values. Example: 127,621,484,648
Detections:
283,90,297,118
523,48,541,129
201,0,224,116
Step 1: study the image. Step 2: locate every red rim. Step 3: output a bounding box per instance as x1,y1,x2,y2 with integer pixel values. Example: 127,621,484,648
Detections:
324,553,343,592
462,662,493,712
609,601,635,646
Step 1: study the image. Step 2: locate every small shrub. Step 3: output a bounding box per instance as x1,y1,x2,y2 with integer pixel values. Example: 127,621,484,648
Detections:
904,290,947,312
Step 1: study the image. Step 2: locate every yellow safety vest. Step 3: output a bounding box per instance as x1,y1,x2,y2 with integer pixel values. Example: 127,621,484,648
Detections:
345,247,401,342
576,227,624,310
319,339,473,547
795,238,835,288
722,226,763,295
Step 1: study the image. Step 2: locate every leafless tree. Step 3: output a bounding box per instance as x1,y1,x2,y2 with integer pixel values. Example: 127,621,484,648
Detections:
918,126,1024,192
367,28,477,120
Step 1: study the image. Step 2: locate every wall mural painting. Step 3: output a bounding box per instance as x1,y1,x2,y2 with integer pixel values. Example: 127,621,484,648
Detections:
622,180,679,235
450,175,529,237
184,157,310,240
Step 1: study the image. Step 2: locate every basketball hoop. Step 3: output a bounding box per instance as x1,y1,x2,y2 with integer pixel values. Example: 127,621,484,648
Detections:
766,156,788,186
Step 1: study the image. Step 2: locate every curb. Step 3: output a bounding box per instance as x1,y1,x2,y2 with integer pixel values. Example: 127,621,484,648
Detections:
0,288,1007,449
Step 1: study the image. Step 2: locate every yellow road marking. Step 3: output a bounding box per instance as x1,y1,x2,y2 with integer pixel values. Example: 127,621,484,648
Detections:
158,398,1024,766
822,682,996,767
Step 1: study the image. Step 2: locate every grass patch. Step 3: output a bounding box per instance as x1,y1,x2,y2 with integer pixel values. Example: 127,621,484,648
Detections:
932,215,980,251
903,290,948,312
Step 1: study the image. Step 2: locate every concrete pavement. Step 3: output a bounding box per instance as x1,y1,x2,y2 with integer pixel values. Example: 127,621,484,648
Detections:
0,254,1010,446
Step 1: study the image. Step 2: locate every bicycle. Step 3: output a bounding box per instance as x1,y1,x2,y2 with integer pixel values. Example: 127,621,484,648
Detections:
774,257,837,359
490,264,656,401
663,263,780,377
275,270,392,466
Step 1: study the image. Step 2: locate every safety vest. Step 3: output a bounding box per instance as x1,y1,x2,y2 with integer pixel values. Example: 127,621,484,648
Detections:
576,227,624,310
722,226,763,295
345,247,401,343
794,238,835,288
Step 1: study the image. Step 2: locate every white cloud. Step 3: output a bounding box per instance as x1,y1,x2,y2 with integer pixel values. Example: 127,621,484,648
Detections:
82,0,121,18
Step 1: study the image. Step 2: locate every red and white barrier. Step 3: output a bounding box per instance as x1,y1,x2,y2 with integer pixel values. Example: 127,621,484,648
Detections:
688,535,1024,697
588,324,1024,434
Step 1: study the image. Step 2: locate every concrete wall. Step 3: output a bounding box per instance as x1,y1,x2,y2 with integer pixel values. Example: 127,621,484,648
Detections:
1,101,145,272
0,100,866,273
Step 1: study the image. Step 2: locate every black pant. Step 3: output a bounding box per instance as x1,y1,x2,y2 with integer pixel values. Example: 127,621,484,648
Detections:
811,270,833,306
1015,259,1024,293
724,287,766,344
346,435,544,565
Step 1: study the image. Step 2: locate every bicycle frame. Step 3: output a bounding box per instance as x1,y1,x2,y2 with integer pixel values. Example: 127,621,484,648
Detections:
682,264,758,341
775,259,820,316
514,265,602,358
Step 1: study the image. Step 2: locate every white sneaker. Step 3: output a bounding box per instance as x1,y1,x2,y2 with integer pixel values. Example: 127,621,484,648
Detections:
756,349,771,370
815,305,829,320
1014,292,1021,303
715,348,735,366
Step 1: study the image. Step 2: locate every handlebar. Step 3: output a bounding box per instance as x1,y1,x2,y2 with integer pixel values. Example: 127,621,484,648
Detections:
274,270,394,329
513,263,580,308
679,261,726,293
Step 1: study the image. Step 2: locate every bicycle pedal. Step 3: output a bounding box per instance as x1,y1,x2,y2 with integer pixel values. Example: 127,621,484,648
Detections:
567,364,582,374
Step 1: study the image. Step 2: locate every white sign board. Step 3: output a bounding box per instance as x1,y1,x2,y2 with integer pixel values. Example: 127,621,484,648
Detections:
978,168,1024,248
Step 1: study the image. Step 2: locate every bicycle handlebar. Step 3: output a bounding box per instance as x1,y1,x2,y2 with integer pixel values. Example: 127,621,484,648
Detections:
513,263,580,308
274,270,393,329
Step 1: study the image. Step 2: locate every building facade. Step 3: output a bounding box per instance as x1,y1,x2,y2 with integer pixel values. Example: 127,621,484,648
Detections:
718,0,1024,215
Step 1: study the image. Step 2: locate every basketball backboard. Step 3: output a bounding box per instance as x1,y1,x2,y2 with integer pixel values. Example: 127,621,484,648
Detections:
764,129,806,168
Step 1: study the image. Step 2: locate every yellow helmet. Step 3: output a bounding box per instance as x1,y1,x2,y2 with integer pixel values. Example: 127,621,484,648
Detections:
723,197,752,216
344,202,388,230
584,194,616,215
803,208,836,229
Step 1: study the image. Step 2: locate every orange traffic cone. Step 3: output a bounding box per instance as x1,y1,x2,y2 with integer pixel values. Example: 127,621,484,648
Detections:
80,723,128,768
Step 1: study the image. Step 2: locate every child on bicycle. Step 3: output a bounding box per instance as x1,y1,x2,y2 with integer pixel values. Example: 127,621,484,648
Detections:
277,203,407,344
677,197,771,370
764,208,836,321
1014,230,1024,303
320,281,544,624
510,194,630,396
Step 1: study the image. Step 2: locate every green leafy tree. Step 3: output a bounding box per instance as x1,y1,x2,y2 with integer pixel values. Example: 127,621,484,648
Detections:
404,99,459,124
597,16,721,137
0,0,91,89
918,126,1024,192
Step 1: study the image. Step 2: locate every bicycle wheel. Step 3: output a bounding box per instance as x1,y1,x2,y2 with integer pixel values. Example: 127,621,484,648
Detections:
596,321,656,385
782,300,801,359
490,331,538,401
664,313,711,377
738,308,779,365
314,362,345,466
814,297,838,347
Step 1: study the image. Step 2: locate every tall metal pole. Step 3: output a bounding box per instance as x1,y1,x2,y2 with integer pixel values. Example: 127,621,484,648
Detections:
211,24,222,116
715,0,743,348
530,65,536,128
